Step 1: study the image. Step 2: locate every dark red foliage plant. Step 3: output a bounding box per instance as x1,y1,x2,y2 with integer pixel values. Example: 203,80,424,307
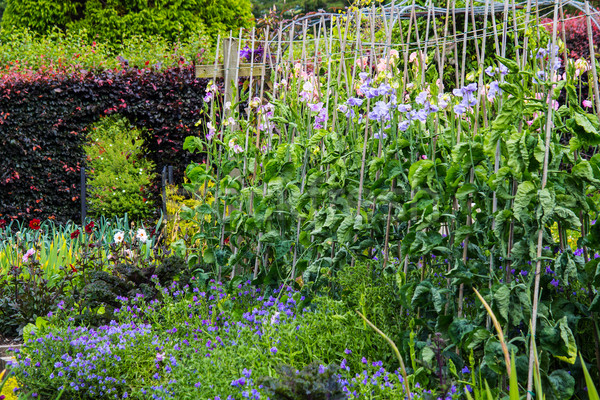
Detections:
0,66,209,223
541,13,600,60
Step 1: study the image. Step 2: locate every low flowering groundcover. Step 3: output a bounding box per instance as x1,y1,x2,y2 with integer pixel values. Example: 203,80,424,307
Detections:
4,280,467,399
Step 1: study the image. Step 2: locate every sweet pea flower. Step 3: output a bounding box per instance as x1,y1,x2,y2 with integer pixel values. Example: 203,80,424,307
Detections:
206,122,216,141
454,102,468,115
575,58,591,76
583,99,593,108
487,81,501,101
398,120,410,132
415,91,428,105
347,97,364,107
498,62,509,76
536,47,547,59
397,103,412,113
356,56,369,69
337,104,355,118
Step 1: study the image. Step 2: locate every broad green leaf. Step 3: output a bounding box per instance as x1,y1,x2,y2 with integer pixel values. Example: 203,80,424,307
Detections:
336,214,354,241
431,287,444,313
572,160,600,184
456,183,478,200
493,285,510,323
497,56,520,73
259,230,280,243
556,317,578,364
408,159,435,189
554,207,581,228
537,188,555,226
421,347,435,367
513,181,537,221
308,129,328,148
546,369,575,400
411,280,433,308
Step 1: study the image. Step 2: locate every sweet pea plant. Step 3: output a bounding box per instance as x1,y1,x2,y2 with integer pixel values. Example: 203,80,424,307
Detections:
180,20,600,398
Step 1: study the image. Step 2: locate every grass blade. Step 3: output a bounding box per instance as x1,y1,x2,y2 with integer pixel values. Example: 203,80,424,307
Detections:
580,353,600,400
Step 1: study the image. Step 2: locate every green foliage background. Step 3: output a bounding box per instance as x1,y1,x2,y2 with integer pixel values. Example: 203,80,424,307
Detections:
1,0,253,43
85,116,156,221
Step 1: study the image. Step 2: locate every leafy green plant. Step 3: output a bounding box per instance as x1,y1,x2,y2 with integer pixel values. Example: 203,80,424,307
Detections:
85,116,156,221
0,28,211,74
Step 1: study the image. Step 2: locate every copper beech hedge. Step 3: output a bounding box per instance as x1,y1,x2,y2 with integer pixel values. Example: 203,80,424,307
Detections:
0,66,209,223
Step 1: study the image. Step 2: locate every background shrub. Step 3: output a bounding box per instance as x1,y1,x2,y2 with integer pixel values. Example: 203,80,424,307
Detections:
86,116,156,221
1,0,253,42
0,28,211,75
0,66,209,223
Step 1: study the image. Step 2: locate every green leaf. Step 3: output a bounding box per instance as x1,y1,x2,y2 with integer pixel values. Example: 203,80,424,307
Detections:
554,206,581,228
513,181,537,221
183,136,204,153
203,248,215,264
411,280,433,308
580,354,600,400
497,56,519,73
556,317,578,364
408,159,434,189
572,160,600,184
537,188,555,226
456,183,478,200
308,129,328,148
546,369,575,400
509,351,519,400
493,285,510,323
431,287,444,313
336,214,354,242
259,230,280,243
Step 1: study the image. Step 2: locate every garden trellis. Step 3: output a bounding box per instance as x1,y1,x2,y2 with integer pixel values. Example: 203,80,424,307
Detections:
186,0,600,394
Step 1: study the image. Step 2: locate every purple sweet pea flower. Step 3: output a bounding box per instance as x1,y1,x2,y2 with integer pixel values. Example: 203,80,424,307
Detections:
347,97,364,107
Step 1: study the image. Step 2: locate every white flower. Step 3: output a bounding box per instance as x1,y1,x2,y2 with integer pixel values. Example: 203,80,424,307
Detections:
136,228,148,242
270,312,280,325
114,231,125,244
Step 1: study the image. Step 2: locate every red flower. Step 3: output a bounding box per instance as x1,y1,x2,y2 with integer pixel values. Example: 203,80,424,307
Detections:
0,219,6,229
71,229,80,239
224,237,230,245
85,221,95,234
29,219,41,230
70,264,78,273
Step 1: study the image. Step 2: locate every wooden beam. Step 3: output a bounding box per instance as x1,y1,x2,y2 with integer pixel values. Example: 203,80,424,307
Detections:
195,63,269,79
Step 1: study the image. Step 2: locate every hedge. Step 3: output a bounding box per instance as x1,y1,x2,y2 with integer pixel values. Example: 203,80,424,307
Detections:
0,66,208,223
